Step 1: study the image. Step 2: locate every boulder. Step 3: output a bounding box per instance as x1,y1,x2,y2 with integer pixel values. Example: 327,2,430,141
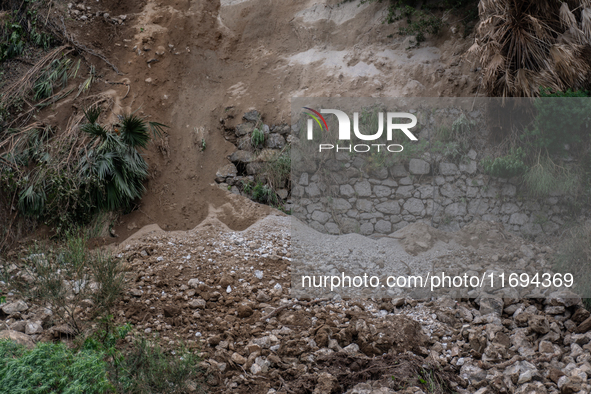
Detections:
229,150,253,164
215,163,237,182
0,330,35,349
409,159,430,175
1,300,28,315
243,110,260,122
236,123,255,136
439,162,459,175
265,134,286,149
25,322,43,335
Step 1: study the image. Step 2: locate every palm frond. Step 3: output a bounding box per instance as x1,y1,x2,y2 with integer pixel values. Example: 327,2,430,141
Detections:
76,65,95,98
475,0,591,97
80,123,109,140
560,3,578,30
515,69,538,97
83,107,101,124
69,58,82,79
550,44,590,87
582,8,591,40
119,114,149,149
148,121,168,139
18,183,46,217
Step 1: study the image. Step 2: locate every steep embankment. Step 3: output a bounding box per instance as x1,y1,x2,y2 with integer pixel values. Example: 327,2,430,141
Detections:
61,0,477,239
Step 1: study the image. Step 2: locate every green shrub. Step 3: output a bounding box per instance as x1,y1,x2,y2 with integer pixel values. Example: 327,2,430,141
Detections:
398,8,442,43
111,337,199,394
482,148,527,178
242,180,279,205
0,5,53,62
90,251,126,317
241,148,290,208
523,93,591,153
264,147,291,191
83,321,200,394
360,0,480,43
374,1,442,43
0,325,200,394
1,230,126,333
251,128,265,148
1,107,167,231
253,182,278,205
395,139,428,162
0,341,111,394
451,113,474,136
367,148,396,170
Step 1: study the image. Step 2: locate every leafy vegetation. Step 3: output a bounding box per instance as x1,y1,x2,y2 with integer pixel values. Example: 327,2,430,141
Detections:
251,127,265,149
0,230,126,333
243,180,279,206
33,57,80,100
0,340,112,394
0,1,54,62
523,155,581,199
522,90,591,153
482,148,527,178
241,146,290,210
357,0,478,43
264,146,291,192
81,320,200,394
108,336,199,394
0,225,200,393
387,3,442,43
0,107,166,232
0,327,200,394
481,90,591,208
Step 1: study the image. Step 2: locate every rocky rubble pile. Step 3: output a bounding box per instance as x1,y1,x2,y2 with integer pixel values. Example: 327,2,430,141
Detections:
216,110,293,206
66,2,128,25
1,216,591,393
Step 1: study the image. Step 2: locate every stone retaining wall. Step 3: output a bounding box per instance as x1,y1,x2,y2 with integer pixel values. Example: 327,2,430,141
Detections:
292,153,583,238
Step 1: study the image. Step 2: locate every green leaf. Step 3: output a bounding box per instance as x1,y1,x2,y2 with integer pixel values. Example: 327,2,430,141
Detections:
83,107,101,124
119,115,150,148
80,123,109,140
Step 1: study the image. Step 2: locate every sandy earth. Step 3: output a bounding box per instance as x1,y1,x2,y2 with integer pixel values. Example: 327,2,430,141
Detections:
50,0,480,241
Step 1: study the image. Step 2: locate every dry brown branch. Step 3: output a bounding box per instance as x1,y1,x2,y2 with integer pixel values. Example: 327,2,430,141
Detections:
472,0,591,97
478,354,553,370
0,46,70,109
46,16,122,75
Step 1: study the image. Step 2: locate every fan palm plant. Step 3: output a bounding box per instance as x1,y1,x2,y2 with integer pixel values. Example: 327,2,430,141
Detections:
78,108,165,212
4,105,166,230
471,0,591,97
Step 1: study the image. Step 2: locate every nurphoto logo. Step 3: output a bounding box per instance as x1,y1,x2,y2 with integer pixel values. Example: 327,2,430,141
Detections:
303,107,418,153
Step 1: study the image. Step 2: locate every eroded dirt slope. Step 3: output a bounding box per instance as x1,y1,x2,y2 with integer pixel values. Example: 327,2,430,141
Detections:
60,0,478,240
